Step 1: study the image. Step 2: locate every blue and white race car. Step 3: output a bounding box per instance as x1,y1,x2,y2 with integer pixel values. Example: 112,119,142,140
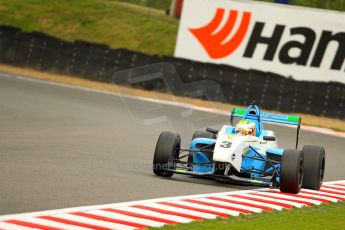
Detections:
153,103,325,194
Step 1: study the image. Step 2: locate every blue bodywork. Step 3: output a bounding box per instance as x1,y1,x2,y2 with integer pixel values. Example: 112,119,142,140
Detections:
189,104,301,185
190,138,282,181
190,138,215,173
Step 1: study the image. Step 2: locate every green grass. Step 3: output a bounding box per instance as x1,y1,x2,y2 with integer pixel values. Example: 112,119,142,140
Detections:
153,201,345,230
118,0,345,12
0,0,343,57
0,0,178,55
117,0,171,10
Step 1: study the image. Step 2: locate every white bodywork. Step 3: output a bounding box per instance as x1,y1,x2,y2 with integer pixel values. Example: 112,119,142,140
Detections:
213,125,278,172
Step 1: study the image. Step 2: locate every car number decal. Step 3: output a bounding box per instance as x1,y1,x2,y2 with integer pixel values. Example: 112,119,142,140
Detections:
220,141,232,148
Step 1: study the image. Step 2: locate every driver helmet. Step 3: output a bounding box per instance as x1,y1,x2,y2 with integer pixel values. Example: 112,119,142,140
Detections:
236,120,256,136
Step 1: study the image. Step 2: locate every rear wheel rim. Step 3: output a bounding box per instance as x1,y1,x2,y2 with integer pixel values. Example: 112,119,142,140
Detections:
320,153,325,183
298,158,303,188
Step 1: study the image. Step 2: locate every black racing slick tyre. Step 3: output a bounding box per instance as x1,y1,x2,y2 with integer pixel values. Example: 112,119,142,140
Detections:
302,145,325,190
280,149,304,194
153,131,180,177
188,130,215,164
192,129,215,140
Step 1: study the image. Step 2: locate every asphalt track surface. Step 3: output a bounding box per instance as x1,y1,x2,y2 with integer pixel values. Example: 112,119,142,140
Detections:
0,73,344,215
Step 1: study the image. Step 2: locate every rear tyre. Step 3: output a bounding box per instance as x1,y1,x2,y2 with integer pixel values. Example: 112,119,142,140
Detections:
280,149,304,194
153,131,180,177
188,129,215,164
302,145,325,190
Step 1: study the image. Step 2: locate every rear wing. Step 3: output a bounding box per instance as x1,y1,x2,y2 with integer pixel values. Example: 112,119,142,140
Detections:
230,108,302,149
230,108,301,126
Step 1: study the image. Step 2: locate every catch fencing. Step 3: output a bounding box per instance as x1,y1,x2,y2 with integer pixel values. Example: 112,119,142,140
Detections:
0,25,344,119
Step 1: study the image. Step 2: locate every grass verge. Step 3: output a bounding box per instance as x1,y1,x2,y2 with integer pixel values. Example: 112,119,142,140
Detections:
153,201,345,230
117,0,171,10
0,0,343,58
0,0,178,55
1,64,345,133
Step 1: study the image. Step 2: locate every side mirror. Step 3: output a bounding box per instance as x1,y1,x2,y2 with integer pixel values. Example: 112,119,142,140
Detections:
263,136,276,141
206,127,218,135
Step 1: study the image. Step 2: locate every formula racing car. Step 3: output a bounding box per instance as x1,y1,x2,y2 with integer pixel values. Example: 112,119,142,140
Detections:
152,103,325,194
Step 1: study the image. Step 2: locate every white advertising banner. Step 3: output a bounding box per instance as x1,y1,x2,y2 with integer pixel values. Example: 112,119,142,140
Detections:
175,0,345,83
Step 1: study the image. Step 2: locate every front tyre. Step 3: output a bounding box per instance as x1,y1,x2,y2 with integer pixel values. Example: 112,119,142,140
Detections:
302,145,325,190
280,149,304,194
153,131,181,177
